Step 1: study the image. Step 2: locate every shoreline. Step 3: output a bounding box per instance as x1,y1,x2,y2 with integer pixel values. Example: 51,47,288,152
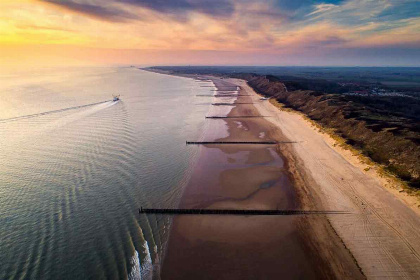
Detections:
154,71,363,279
145,69,420,278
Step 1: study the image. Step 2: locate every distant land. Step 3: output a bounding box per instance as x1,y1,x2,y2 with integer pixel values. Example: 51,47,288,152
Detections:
148,66,420,95
147,66,420,190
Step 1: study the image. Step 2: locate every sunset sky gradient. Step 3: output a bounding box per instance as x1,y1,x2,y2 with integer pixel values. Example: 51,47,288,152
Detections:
1,0,419,67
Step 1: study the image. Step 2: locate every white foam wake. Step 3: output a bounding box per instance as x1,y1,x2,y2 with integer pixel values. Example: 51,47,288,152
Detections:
38,101,115,133
128,250,141,280
128,241,153,280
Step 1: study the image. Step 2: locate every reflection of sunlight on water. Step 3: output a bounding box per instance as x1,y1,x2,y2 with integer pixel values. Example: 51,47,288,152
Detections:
0,67,119,120
0,101,117,151
0,100,114,124
37,101,116,133
234,121,249,131
0,68,213,280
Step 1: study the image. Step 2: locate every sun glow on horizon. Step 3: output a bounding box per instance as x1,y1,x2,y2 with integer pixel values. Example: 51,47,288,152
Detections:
0,0,419,67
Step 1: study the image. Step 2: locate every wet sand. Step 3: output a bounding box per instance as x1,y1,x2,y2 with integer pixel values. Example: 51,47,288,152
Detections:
160,77,364,279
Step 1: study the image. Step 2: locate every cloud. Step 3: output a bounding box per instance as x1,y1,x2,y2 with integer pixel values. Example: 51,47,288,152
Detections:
120,0,235,18
41,0,140,22
16,24,75,32
306,0,417,25
274,0,331,11
302,0,420,43
11,0,419,65
40,0,235,22
308,3,338,16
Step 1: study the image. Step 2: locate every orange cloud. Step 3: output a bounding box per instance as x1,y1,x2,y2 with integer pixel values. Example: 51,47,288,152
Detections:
0,0,418,67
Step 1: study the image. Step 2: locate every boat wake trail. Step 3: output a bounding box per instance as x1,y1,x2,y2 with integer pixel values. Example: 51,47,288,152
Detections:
0,100,115,124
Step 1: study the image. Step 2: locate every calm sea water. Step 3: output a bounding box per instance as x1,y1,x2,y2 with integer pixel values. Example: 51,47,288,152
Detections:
0,67,213,279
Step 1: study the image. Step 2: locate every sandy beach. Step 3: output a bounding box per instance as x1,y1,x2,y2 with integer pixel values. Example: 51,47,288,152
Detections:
149,71,420,279
229,77,420,279
159,75,365,279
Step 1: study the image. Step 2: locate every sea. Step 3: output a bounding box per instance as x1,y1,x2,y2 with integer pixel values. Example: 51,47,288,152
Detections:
0,67,214,279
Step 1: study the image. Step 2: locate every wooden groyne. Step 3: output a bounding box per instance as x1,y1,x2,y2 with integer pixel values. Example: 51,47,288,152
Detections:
206,116,271,118
211,90,237,92
214,95,250,97
139,208,349,216
212,103,254,106
196,95,250,97
186,141,295,145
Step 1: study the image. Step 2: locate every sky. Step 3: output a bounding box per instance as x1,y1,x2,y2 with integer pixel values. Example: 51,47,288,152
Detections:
0,0,419,67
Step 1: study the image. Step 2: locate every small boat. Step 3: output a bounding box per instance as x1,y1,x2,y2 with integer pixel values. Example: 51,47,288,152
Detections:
260,97,271,101
113,95,120,101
